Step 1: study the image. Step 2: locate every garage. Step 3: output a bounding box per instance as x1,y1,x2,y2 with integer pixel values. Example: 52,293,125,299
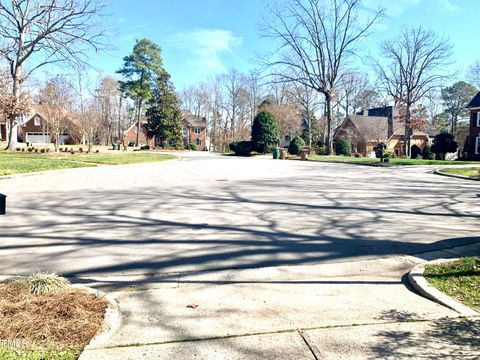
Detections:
26,132,51,144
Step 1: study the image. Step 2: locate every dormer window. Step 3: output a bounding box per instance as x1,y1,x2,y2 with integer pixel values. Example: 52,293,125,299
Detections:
34,116,41,126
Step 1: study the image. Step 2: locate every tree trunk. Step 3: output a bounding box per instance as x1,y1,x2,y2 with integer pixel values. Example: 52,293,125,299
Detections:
405,104,411,158
6,76,21,151
135,98,142,147
325,95,333,155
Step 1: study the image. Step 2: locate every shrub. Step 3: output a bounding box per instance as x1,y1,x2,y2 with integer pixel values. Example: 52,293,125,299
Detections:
79,147,83,153
95,149,99,154
251,111,280,153
40,148,46,153
288,136,305,155
14,272,70,295
431,132,458,160
229,142,238,152
189,143,198,151
27,147,33,152
70,150,75,154
15,147,21,152
335,138,352,156
34,148,39,153
233,140,253,156
384,150,396,158
411,145,421,159
21,148,25,152
354,152,364,158
46,148,50,153
315,147,327,155
140,145,150,150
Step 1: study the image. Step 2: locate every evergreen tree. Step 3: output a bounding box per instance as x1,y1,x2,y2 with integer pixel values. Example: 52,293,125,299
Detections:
251,111,280,153
145,73,182,148
117,38,165,146
431,132,458,160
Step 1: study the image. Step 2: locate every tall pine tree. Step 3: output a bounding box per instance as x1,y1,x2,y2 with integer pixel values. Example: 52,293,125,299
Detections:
117,38,165,146
146,73,182,148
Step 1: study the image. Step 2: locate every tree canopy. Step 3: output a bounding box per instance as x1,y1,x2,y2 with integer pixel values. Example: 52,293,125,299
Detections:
251,111,280,153
145,73,182,147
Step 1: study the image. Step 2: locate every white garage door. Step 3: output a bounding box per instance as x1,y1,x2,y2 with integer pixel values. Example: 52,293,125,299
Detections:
26,133,50,144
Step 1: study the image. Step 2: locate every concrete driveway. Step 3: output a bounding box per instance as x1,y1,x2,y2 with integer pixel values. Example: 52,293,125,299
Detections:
1,153,479,359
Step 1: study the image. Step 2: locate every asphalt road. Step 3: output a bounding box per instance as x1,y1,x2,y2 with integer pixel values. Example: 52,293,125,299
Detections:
0,152,479,278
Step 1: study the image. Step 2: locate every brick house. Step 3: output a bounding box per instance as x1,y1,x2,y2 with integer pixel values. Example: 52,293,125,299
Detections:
465,92,480,160
19,105,73,144
334,106,431,157
123,121,156,148
182,111,207,150
123,111,208,150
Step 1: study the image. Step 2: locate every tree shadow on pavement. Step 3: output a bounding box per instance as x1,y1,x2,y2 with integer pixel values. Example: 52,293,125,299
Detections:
1,171,479,285
370,317,480,359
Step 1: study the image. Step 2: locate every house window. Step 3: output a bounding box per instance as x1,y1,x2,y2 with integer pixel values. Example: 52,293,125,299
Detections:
477,112,480,127
34,116,41,126
476,136,480,155
182,128,188,136
195,139,201,146
194,127,201,134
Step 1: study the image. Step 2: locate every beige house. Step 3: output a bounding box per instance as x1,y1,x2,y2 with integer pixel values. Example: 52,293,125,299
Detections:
334,106,430,157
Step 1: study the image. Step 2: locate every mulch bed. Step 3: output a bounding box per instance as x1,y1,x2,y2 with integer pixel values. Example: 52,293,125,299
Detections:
0,282,107,352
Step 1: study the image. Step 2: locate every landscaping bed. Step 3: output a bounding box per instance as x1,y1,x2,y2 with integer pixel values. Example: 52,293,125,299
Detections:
0,274,107,360
438,167,480,179
424,257,480,312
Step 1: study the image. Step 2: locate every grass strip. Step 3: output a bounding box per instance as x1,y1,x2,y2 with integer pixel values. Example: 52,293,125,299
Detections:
424,257,480,312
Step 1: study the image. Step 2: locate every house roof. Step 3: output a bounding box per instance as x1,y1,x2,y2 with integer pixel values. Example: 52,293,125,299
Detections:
345,115,390,140
21,104,76,126
336,114,428,142
466,91,480,108
182,110,206,127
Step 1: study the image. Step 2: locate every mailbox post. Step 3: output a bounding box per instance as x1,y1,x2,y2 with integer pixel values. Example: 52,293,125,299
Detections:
0,193,6,215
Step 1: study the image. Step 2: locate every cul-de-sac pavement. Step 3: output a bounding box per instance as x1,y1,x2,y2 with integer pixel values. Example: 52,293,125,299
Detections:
1,152,479,359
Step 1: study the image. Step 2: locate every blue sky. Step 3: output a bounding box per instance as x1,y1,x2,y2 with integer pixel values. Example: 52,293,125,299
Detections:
88,0,480,91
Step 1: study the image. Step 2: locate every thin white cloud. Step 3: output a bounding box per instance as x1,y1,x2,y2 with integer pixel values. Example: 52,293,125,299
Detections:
436,0,459,13
170,29,243,74
363,0,458,17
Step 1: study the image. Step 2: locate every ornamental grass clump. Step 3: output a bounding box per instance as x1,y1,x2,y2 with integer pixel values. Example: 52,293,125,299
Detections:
14,272,70,295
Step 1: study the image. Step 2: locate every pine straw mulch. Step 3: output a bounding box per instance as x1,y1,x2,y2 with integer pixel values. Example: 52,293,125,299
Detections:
0,281,108,352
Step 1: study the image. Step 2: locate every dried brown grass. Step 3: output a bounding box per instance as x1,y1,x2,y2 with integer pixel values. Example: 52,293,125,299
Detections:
0,281,108,351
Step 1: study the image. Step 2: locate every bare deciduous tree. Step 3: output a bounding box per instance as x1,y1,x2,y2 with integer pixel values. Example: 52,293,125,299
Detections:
0,0,106,150
261,0,383,154
468,61,480,89
375,26,453,156
38,75,74,152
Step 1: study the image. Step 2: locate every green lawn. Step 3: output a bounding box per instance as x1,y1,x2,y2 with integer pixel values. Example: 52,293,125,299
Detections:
424,257,480,312
439,167,480,178
0,150,176,176
309,155,480,166
0,346,79,360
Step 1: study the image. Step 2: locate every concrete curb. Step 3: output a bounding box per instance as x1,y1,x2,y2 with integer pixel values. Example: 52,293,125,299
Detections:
72,285,121,353
408,258,479,316
433,169,480,182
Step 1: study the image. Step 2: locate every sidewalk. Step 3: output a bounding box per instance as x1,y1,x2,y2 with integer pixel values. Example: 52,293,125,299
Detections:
79,243,480,359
